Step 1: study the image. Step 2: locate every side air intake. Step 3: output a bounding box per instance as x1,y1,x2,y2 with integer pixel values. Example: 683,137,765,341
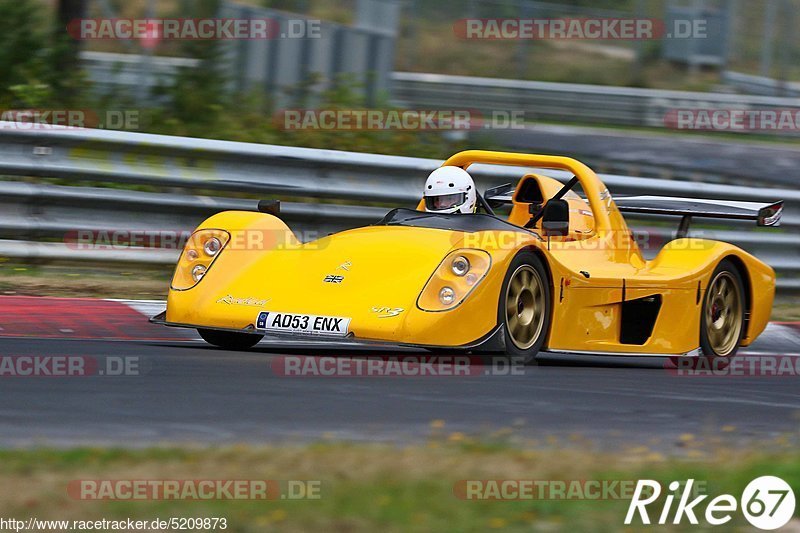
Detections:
620,295,662,345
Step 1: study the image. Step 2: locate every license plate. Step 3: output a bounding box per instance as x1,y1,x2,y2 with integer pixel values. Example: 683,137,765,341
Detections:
256,312,351,337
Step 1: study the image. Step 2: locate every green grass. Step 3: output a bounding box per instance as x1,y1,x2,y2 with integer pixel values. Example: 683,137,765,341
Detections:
0,261,172,300
773,301,800,322
0,442,798,532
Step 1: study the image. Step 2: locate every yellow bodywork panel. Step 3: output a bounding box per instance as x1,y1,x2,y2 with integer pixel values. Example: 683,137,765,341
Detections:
163,150,776,354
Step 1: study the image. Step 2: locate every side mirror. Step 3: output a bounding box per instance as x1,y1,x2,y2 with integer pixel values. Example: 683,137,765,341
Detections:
258,200,281,215
541,199,569,236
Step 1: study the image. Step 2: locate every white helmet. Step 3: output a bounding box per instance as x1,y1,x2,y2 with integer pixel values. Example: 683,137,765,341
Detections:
424,166,477,214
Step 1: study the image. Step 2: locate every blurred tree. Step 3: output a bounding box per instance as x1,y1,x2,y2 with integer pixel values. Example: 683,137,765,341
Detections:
50,0,87,102
151,0,229,134
0,0,47,104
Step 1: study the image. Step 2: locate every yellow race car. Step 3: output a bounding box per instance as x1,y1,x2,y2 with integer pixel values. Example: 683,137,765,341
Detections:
152,151,783,364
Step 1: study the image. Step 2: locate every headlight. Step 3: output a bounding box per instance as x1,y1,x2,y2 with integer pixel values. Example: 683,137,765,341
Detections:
171,229,230,291
451,256,470,277
418,249,491,312
439,287,456,305
203,237,222,257
192,264,207,282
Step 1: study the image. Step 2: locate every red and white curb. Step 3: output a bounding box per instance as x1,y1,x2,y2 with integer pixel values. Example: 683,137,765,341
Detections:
0,296,185,340
110,299,167,318
0,295,798,350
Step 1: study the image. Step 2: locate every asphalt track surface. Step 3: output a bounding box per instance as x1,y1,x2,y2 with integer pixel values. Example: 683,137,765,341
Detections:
2,321,799,450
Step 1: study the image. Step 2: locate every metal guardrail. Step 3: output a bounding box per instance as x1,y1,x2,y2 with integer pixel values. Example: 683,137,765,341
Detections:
0,122,796,291
392,72,800,135
722,71,800,98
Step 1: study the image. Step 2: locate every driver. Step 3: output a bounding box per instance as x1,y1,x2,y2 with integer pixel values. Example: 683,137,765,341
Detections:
423,166,477,214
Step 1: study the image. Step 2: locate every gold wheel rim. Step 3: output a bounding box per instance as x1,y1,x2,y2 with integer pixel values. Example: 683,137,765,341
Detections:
705,271,743,357
505,265,545,350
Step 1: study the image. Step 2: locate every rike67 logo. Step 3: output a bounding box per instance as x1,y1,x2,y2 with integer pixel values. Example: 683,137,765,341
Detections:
625,476,795,530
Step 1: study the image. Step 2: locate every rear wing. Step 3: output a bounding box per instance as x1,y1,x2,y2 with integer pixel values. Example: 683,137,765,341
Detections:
614,197,783,226
615,196,783,239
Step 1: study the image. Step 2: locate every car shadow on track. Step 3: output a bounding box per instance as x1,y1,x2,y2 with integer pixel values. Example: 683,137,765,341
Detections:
142,341,669,370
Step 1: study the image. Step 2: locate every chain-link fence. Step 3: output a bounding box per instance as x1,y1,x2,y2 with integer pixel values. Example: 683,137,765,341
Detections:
398,0,800,91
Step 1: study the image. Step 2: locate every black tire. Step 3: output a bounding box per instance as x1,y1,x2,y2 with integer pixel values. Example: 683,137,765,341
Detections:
699,259,746,367
198,329,264,350
497,251,552,365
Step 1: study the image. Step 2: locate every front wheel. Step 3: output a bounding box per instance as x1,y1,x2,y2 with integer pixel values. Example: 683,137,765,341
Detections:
198,329,264,350
498,252,552,365
700,260,746,366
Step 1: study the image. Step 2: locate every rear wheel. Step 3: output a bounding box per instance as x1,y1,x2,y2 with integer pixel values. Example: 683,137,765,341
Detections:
700,260,746,367
198,329,264,350
498,252,551,365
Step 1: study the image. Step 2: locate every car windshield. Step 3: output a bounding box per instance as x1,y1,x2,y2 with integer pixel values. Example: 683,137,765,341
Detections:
378,208,541,237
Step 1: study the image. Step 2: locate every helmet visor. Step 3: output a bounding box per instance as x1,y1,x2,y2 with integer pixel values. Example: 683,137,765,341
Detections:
425,192,467,212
